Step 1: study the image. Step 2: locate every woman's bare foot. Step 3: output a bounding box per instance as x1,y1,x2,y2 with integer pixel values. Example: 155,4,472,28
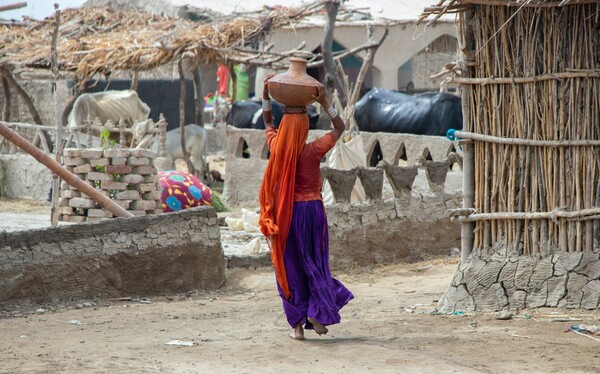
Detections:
307,317,328,336
289,323,305,340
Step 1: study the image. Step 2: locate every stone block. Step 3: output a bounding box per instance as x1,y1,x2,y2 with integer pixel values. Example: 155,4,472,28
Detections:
115,190,140,200
133,166,156,175
87,172,113,181
113,200,130,209
69,197,96,209
127,156,150,166
143,191,162,200
111,157,128,165
129,210,147,216
64,157,85,167
122,174,144,184
63,148,81,157
104,149,130,158
73,164,93,174
144,175,159,183
58,206,74,215
136,183,158,192
80,149,104,159
61,190,80,198
60,215,87,223
87,209,114,218
100,181,129,190
86,217,110,223
90,158,110,168
106,165,133,174
131,200,156,211
130,149,157,158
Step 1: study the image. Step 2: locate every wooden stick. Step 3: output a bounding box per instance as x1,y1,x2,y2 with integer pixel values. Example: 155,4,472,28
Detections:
1,76,10,122
177,59,195,175
0,2,27,12
454,131,600,147
457,207,600,222
50,4,62,227
451,71,600,85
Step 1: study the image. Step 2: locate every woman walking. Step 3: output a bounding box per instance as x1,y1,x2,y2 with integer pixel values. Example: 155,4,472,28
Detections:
259,76,353,340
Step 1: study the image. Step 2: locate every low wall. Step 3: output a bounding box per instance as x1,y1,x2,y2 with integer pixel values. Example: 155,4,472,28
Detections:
0,154,52,200
222,127,459,207
0,207,225,307
439,252,600,312
327,194,462,267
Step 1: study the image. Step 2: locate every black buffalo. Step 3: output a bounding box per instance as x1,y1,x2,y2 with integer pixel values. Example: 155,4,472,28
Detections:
354,88,462,136
226,99,320,130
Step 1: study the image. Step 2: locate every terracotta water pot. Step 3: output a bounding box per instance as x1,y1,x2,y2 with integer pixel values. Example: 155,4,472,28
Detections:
267,57,323,107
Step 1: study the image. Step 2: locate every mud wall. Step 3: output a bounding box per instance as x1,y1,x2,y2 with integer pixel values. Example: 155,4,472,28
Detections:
0,154,52,200
0,207,225,307
222,127,459,207
327,195,462,267
440,253,600,312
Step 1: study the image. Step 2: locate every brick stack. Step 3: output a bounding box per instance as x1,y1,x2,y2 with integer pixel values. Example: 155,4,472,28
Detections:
59,148,162,222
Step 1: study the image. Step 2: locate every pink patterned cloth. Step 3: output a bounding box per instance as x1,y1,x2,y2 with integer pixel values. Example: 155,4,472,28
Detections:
157,170,212,213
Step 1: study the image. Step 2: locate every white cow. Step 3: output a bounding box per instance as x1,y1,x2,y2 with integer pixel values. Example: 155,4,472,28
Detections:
158,124,208,180
67,90,150,130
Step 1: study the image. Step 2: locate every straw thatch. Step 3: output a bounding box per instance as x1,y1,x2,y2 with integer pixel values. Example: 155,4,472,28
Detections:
0,4,323,83
419,0,600,255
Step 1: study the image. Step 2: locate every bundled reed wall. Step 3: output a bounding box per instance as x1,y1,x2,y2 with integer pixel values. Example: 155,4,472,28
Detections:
458,3,600,256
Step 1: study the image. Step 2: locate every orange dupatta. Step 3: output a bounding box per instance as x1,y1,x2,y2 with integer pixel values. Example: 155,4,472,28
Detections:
258,113,309,300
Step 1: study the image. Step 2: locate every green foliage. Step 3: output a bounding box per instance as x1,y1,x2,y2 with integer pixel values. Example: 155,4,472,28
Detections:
211,191,228,213
100,129,116,150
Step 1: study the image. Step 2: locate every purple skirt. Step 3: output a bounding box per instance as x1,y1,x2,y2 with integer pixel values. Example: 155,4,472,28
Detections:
276,200,354,329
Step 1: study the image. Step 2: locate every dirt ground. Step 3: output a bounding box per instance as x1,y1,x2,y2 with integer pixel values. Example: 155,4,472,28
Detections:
1,199,600,373
1,259,599,373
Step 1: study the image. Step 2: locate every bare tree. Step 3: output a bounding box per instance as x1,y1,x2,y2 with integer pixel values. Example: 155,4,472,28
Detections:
321,0,340,104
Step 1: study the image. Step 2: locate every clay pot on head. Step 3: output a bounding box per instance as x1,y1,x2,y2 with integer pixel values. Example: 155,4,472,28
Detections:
267,57,323,108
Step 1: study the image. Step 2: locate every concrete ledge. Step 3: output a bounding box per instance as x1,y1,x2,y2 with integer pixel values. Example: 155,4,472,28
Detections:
0,207,225,306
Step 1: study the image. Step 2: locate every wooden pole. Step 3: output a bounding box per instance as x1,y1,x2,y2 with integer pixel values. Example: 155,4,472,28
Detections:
131,71,139,91
1,76,10,121
454,130,600,147
50,3,61,227
0,2,27,12
192,67,203,127
0,122,133,218
178,60,195,175
461,141,475,262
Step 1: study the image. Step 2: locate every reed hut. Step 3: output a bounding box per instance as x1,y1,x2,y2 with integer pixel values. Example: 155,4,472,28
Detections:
419,0,600,311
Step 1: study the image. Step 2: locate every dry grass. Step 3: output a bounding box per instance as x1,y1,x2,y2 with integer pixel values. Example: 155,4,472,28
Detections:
0,197,50,213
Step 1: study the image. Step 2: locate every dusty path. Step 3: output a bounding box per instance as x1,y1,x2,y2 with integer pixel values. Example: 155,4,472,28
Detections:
1,260,599,374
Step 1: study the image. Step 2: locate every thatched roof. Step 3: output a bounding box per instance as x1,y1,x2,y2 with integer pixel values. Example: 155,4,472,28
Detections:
416,0,600,25
0,3,323,83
